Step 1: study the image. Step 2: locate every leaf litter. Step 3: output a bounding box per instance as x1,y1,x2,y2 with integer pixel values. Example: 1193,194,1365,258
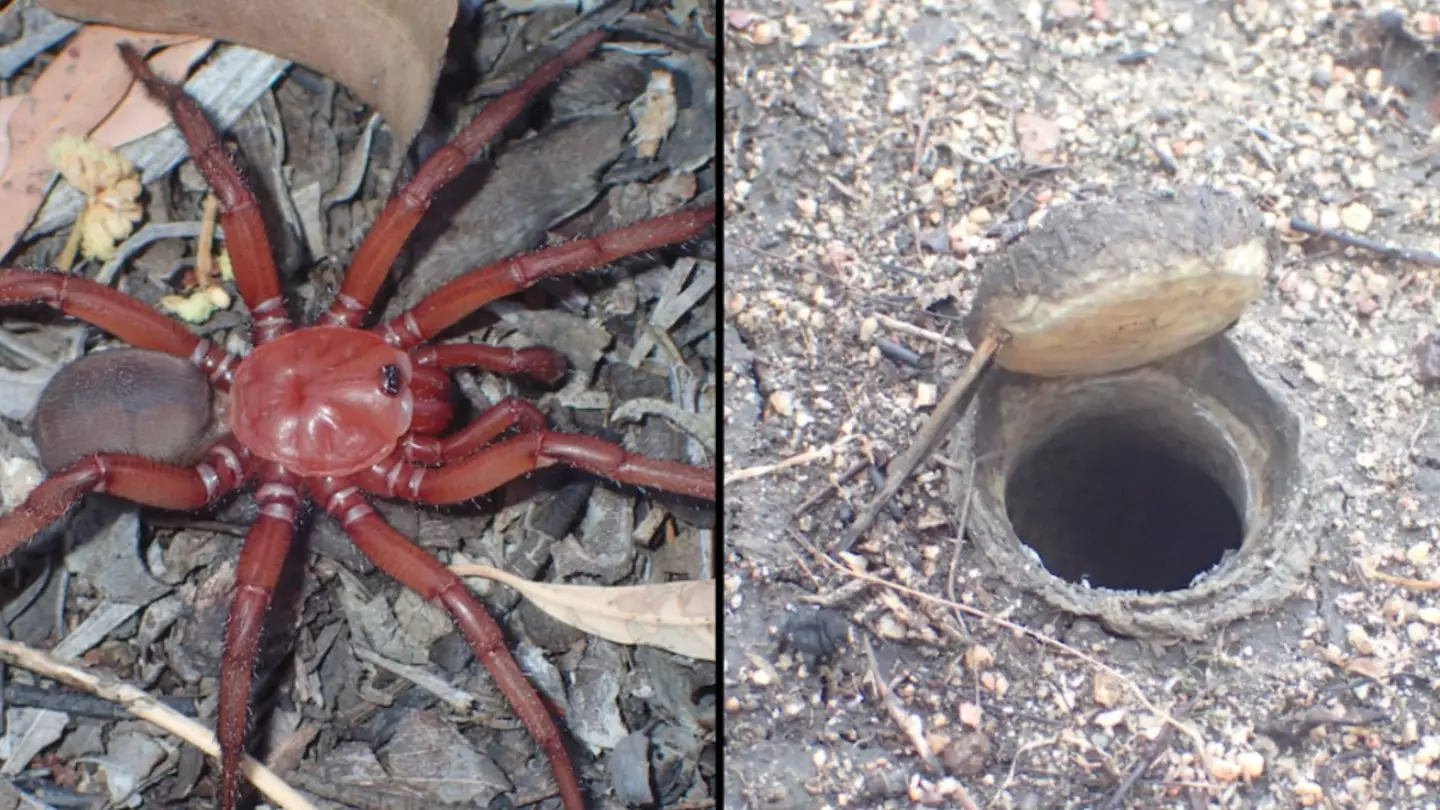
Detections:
0,0,716,806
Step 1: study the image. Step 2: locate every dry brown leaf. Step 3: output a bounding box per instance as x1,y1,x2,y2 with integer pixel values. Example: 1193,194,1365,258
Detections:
0,26,191,260
0,97,28,175
451,564,715,661
40,0,457,150
90,38,215,147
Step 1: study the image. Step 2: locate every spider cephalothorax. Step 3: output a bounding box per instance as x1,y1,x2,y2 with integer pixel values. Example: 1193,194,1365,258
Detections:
0,29,715,810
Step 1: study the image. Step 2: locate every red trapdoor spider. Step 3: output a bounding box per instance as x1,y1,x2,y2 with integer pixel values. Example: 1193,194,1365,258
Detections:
0,30,714,810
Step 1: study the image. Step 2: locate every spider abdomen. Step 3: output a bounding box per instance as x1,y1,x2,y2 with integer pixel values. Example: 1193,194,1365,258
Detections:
230,327,414,477
33,348,214,472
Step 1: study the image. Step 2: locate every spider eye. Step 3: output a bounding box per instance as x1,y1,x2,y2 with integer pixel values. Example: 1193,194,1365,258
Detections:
379,364,402,397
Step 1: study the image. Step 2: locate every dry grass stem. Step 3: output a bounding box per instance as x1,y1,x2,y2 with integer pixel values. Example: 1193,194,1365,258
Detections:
0,637,317,810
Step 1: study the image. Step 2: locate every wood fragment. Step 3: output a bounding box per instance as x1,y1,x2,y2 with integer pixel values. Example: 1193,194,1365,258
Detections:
874,313,973,352
0,638,315,810
1289,217,1440,268
1361,561,1440,591
859,634,941,774
840,332,1005,550
725,436,858,485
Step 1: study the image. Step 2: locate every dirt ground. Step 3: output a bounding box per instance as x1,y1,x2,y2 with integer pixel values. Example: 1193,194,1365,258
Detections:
724,1,1440,808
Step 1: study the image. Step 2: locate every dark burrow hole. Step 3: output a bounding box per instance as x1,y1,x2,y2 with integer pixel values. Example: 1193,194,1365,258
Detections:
1005,411,1245,592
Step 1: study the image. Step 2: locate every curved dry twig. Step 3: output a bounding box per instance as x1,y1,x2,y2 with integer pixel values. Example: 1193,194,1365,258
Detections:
0,637,316,810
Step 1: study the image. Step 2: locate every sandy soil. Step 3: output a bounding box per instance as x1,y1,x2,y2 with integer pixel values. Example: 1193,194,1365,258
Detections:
724,1,1440,807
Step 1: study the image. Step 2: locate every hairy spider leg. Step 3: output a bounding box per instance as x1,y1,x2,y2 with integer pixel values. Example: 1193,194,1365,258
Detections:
313,479,588,810
358,428,716,504
214,465,303,808
379,207,716,351
322,30,611,328
0,439,249,557
118,44,292,345
0,271,240,385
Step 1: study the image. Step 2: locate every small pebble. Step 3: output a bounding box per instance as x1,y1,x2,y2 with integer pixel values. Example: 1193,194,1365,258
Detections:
1394,754,1415,782
1340,202,1374,232
915,381,938,408
789,21,813,47
1237,751,1266,780
1209,758,1241,782
749,19,780,45
1406,541,1431,565
768,390,795,418
859,316,879,343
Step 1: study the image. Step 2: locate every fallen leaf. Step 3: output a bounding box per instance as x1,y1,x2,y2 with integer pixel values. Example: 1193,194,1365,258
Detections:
629,69,677,159
90,38,215,147
0,97,29,176
39,0,457,150
0,26,190,260
451,563,715,661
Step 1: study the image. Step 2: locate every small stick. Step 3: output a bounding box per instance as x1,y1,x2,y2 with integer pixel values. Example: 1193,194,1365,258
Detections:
1289,217,1440,268
0,638,316,810
56,217,84,272
946,454,977,634
793,456,875,517
860,633,941,774
725,436,858,485
195,194,220,287
873,313,973,352
1361,560,1440,591
876,337,924,367
840,331,1006,550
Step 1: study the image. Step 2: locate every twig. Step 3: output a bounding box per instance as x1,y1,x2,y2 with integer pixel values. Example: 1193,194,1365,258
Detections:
3,682,196,720
787,528,1219,784
1288,217,1440,268
95,221,214,285
859,634,941,773
873,313,973,352
840,331,1006,550
946,455,977,635
876,337,924,367
1361,560,1440,591
725,436,858,485
1229,116,1294,149
914,97,938,175
793,456,876,517
1101,698,1196,810
0,638,316,810
194,195,220,287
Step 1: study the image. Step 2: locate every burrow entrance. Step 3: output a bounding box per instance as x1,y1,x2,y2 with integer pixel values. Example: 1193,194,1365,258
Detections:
1005,410,1245,592
956,336,1310,639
